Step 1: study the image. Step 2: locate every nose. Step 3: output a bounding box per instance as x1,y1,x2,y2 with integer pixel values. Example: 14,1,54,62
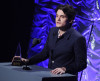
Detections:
58,16,60,21
56,16,61,21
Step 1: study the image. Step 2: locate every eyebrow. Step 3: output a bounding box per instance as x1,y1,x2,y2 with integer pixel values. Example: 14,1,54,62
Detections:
56,14,66,17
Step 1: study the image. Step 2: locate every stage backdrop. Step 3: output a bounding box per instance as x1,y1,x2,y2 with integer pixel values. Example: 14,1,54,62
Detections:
27,0,100,81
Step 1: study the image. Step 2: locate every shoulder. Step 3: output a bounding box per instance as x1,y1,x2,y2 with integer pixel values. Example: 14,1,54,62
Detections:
49,27,58,31
72,28,82,37
72,29,82,37
71,28,86,41
49,27,58,34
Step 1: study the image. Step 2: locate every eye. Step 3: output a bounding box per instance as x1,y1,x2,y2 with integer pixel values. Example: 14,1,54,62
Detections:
61,15,65,18
56,15,58,17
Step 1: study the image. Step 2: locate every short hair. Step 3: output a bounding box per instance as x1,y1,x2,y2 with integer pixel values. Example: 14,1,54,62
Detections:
55,4,76,22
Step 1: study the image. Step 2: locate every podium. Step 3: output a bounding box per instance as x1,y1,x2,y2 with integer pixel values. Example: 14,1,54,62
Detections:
0,62,77,81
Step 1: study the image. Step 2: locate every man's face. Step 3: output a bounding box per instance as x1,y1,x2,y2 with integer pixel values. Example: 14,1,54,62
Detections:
56,9,68,28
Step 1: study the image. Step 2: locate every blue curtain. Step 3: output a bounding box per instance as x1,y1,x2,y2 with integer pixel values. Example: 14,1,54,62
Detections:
28,0,100,81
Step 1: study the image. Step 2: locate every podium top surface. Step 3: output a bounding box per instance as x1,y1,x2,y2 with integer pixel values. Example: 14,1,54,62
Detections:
0,62,76,81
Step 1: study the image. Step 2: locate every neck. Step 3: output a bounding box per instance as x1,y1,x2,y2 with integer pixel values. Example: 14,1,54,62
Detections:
58,25,71,37
59,29,66,34
58,25,70,31
58,27,66,36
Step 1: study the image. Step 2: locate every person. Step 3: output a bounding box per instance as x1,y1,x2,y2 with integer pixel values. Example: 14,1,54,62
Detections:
12,4,87,77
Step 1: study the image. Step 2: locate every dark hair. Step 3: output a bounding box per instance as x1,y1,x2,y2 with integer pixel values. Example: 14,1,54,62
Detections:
55,4,76,22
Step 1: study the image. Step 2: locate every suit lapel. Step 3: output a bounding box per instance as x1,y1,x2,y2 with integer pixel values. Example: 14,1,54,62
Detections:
52,28,58,49
64,27,74,40
52,27,74,49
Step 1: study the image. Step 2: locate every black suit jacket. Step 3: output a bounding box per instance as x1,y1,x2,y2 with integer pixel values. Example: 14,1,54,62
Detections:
29,27,87,74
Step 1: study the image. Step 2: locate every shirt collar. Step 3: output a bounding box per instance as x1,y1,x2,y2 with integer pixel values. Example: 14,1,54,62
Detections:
58,27,74,39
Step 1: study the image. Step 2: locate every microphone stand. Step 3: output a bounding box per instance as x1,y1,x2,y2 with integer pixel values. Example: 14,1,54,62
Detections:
22,47,32,70
23,60,31,70
22,38,41,70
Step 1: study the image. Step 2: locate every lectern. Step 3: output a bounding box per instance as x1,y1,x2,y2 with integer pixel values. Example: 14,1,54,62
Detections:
0,62,77,81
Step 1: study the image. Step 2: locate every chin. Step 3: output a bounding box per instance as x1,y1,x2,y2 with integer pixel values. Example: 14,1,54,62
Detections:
56,25,62,28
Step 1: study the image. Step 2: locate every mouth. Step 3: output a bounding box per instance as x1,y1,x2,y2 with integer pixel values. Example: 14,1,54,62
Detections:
57,22,61,24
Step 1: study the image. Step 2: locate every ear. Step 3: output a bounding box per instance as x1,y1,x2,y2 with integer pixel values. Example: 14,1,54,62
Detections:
69,20,73,23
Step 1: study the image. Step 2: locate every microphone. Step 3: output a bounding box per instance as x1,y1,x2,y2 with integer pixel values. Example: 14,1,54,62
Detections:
22,38,41,70
32,38,41,47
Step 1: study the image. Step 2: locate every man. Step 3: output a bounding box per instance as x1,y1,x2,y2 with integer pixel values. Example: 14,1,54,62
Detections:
12,4,87,76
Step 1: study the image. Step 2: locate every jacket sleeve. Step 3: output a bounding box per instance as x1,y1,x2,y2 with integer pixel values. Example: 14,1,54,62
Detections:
28,30,52,65
65,36,87,74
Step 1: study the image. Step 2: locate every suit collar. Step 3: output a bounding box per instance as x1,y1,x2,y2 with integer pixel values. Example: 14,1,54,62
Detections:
52,27,58,49
53,27,59,36
52,27,74,49
63,27,74,40
53,27,74,39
